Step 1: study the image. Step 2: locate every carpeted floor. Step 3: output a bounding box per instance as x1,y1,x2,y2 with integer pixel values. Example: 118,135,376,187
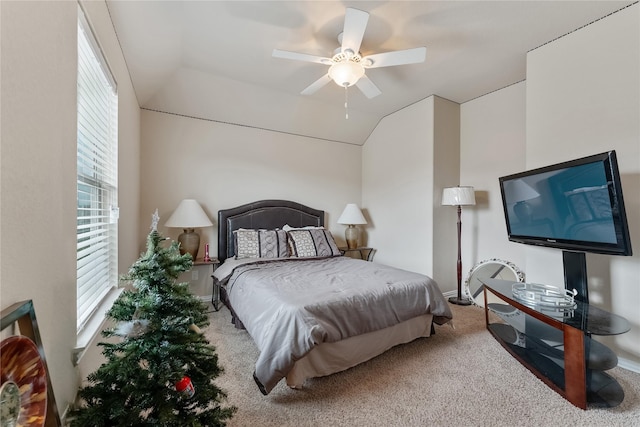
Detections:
204,302,640,426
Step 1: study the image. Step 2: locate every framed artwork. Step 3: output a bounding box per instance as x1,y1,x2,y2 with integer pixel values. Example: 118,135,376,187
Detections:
1,300,61,427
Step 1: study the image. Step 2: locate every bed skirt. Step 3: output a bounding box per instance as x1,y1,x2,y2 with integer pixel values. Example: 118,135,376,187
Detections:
286,313,434,389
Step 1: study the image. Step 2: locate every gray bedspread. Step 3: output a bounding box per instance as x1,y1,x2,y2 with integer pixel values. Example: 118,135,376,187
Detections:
214,256,453,394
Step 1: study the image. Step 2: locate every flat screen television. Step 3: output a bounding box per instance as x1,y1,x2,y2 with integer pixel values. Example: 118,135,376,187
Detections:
499,150,633,303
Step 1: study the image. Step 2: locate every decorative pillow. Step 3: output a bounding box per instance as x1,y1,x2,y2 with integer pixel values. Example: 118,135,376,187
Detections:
234,229,289,259
287,229,341,258
282,224,324,231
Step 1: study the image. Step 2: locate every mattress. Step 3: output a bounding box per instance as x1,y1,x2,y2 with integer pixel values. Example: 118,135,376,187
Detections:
215,256,452,394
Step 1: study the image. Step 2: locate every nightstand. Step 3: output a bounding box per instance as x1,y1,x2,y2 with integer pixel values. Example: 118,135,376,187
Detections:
339,247,375,261
193,258,221,311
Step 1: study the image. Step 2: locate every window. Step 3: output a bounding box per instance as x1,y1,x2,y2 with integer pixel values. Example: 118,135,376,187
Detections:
77,10,118,333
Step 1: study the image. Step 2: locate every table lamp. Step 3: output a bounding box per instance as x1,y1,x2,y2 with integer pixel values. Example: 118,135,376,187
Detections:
442,186,476,305
165,199,213,260
337,203,367,249
505,179,540,225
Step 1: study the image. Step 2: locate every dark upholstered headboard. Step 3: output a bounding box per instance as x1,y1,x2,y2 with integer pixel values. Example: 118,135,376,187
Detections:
217,200,324,262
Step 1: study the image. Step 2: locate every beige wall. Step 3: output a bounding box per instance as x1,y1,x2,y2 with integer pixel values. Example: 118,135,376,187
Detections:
525,3,639,369
363,98,436,276
362,96,460,291
139,109,362,267
0,0,141,417
432,97,462,293
1,1,77,415
144,66,380,146
460,82,527,271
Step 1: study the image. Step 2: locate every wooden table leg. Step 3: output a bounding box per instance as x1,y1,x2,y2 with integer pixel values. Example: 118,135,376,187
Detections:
564,325,587,409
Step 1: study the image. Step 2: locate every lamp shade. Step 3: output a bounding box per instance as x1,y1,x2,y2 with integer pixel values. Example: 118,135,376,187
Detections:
442,186,476,206
328,61,365,87
165,199,213,228
504,179,540,202
337,204,367,225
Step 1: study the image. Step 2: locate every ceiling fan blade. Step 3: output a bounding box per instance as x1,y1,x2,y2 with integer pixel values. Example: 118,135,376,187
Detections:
273,49,331,65
362,47,426,69
355,75,382,99
301,74,332,95
341,8,369,55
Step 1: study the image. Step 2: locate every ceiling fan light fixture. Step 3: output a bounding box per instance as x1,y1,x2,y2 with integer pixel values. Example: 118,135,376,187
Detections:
342,48,355,59
272,8,424,100
328,60,365,87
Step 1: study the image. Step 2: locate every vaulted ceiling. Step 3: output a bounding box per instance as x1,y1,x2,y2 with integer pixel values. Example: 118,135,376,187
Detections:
106,1,634,145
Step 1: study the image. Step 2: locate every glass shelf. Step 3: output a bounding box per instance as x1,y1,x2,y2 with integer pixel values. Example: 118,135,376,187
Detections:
482,278,630,336
481,278,630,409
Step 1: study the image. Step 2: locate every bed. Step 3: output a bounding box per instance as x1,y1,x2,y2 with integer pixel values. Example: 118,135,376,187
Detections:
213,200,453,395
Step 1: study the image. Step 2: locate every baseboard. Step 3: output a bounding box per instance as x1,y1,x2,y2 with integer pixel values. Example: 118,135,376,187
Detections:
61,403,70,426
442,290,457,299
618,357,640,374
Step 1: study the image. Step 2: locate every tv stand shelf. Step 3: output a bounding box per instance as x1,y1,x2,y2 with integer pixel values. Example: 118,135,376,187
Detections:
481,278,630,409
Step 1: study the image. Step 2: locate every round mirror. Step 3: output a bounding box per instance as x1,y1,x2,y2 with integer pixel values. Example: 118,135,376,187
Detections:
464,259,525,307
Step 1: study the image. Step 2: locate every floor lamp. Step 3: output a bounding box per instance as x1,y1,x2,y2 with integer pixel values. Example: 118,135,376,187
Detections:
442,186,476,305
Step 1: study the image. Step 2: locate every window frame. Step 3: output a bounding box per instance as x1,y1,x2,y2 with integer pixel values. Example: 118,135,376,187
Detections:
76,7,120,349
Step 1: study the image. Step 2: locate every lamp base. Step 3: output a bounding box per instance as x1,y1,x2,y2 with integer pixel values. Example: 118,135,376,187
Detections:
513,200,533,224
448,296,472,306
345,225,359,249
178,228,200,260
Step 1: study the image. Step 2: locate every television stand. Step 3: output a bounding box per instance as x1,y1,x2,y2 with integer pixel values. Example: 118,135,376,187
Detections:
481,278,630,409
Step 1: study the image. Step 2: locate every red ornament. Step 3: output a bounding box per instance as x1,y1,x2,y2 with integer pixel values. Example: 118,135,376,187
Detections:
175,376,195,398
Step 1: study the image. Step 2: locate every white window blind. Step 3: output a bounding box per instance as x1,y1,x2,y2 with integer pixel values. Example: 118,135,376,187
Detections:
77,11,118,332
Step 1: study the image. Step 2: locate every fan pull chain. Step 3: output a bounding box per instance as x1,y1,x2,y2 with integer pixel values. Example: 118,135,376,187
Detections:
344,86,349,119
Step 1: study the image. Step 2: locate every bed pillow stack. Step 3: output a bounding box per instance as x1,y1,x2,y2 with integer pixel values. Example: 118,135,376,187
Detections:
233,227,341,259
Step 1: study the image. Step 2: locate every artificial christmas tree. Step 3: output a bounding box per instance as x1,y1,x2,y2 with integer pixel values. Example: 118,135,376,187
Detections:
70,211,235,426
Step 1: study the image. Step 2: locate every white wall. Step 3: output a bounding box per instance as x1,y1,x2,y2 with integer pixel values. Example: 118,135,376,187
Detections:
363,98,435,275
139,109,362,274
362,96,460,291
526,4,639,367
0,0,141,417
1,1,77,416
460,82,528,273
432,97,463,292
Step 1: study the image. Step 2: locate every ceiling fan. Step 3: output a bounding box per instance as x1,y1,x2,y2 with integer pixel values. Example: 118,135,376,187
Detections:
273,8,426,102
